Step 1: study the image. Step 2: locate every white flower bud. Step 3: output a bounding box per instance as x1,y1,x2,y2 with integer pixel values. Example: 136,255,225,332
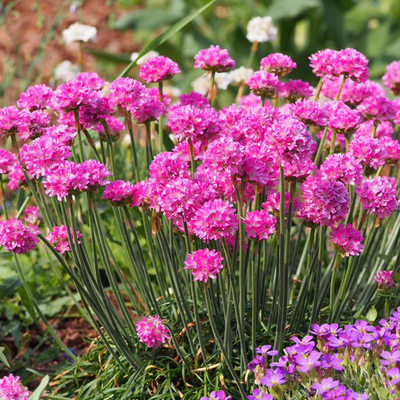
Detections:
62,22,97,45
246,16,277,43
54,61,80,82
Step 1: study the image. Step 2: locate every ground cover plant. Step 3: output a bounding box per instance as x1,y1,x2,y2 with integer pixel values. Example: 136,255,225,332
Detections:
2,4,400,399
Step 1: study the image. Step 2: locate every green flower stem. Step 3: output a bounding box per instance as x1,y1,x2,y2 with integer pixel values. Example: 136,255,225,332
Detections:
311,225,325,324
335,75,347,101
102,121,117,177
73,110,85,163
314,127,328,165
0,174,8,219
313,78,324,101
329,252,340,323
329,130,337,155
145,122,153,168
158,81,164,153
124,110,140,181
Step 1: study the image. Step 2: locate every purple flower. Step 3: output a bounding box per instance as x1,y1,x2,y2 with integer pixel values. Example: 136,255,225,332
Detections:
260,368,286,387
311,378,339,395
201,390,232,400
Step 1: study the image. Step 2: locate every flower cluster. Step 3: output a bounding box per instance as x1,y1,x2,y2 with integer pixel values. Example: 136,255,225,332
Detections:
0,219,39,254
184,248,224,283
0,374,30,400
46,225,82,254
135,315,170,349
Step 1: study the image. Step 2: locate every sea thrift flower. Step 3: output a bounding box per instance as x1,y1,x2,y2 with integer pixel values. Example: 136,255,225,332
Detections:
52,80,98,112
46,225,82,254
246,16,277,43
326,101,361,134
356,177,397,218
330,224,364,257
355,120,394,139
190,199,238,241
107,77,145,109
136,314,170,349
309,49,337,78
184,248,224,283
62,22,97,44
128,88,164,123
17,84,53,111
320,153,363,185
335,48,369,82
179,92,210,108
8,163,26,191
79,160,111,190
102,180,136,206
45,124,78,146
0,106,29,138
261,53,297,76
194,45,235,72
374,270,396,290
280,79,313,102
383,60,400,95
357,95,396,122
262,191,300,217
349,135,386,170
244,210,277,240
247,70,282,98
23,206,41,225
293,99,328,126
0,219,39,254
0,149,17,174
299,175,349,226
23,110,51,140
139,56,181,83
0,374,30,400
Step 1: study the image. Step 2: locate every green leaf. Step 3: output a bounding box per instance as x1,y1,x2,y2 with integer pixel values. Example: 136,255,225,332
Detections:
86,48,130,63
117,0,216,78
28,375,49,400
366,306,377,322
268,0,319,20
0,276,22,299
0,347,10,368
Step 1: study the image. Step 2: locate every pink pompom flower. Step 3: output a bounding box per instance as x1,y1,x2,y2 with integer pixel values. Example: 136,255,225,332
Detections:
243,210,277,240
0,106,30,138
79,160,111,190
136,314,170,349
326,101,361,135
184,248,224,283
280,79,313,102
179,91,210,108
139,56,181,83
23,205,41,225
0,149,17,174
0,219,39,254
356,177,398,219
247,70,283,98
0,373,30,400
349,135,386,170
330,224,364,257
17,84,54,111
374,270,396,290
107,77,145,109
102,180,136,206
383,60,400,95
320,153,363,185
46,225,82,254
194,45,235,73
309,49,338,79
357,95,396,122
293,99,328,126
260,53,297,77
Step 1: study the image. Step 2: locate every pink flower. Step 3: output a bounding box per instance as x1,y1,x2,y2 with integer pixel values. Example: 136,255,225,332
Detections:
190,198,238,241
374,270,396,290
184,248,224,283
136,315,170,348
320,153,363,185
356,177,397,218
102,180,136,206
23,205,41,225
309,49,338,78
45,124,78,146
79,160,111,190
0,149,17,174
23,110,51,141
349,135,386,170
107,77,145,109
0,219,39,254
262,191,300,216
74,72,106,90
335,48,369,83
179,92,210,108
260,53,297,76
0,106,30,138
243,210,276,240
247,70,282,98
383,60,400,95
194,45,235,72
355,120,394,139
299,175,349,226
280,79,313,102
238,93,261,108
330,224,364,257
8,163,26,191
139,56,181,83
46,225,82,254
149,151,189,183
94,116,125,141
293,99,328,126
357,95,396,122
17,84,54,111
128,88,164,123
20,136,72,179
0,373,30,400
381,136,400,163
326,101,361,134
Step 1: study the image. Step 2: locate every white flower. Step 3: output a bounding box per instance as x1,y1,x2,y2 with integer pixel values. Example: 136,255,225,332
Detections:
192,73,233,95
62,22,97,45
229,67,254,85
54,61,80,82
163,86,181,98
129,50,159,65
215,72,233,90
246,16,277,43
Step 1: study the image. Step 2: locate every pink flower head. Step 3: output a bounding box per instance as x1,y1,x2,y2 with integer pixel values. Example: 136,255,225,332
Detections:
0,106,29,138
128,88,164,123
136,314,170,348
179,92,210,108
184,248,224,283
0,374,30,400
8,163,26,191
243,210,276,240
94,116,125,141
293,99,328,126
355,120,394,139
380,136,400,164
74,72,106,90
166,104,221,143
139,56,181,83
320,153,363,185
374,270,396,290
45,124,78,146
79,160,111,190
23,205,41,225
383,60,400,95
349,135,386,170
107,77,145,109
326,101,361,135
77,94,113,129
20,136,72,179
330,224,364,257
309,49,338,78
357,95,396,122
299,175,349,226
22,110,52,141
0,149,17,174
194,45,235,72
238,93,261,108
46,225,82,254
356,177,397,218
149,151,189,183
17,84,54,111
0,219,39,254
260,53,297,76
102,180,135,206
262,191,300,216
247,70,283,98
280,79,313,102
190,198,238,241
335,48,369,82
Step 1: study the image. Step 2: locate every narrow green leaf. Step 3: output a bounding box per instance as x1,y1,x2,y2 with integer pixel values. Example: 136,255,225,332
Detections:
117,0,216,78
0,347,10,368
269,0,319,20
0,276,22,299
28,375,49,400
